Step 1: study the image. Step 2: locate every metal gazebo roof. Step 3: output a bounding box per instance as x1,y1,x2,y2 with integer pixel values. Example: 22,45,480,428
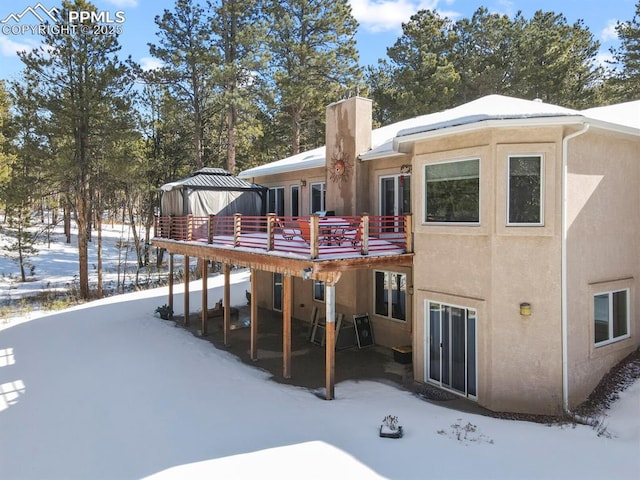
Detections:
160,168,266,192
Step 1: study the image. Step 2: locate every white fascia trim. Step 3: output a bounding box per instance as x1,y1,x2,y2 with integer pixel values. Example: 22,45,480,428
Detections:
359,150,407,161
393,116,588,152
238,157,325,179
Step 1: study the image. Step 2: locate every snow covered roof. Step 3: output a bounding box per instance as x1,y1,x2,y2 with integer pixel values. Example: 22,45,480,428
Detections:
238,95,640,178
582,100,640,130
237,146,327,179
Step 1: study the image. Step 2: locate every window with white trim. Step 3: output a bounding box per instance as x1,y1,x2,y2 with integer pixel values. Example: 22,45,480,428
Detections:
374,270,406,321
267,187,285,216
594,289,629,346
313,280,325,302
508,155,543,225
380,174,411,216
310,182,326,213
290,185,299,216
425,159,479,223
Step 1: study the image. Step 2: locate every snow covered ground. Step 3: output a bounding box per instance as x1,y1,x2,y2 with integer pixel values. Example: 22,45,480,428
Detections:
0,224,638,479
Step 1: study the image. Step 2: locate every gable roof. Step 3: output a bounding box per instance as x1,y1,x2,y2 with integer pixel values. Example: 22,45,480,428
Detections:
238,95,640,178
161,168,265,192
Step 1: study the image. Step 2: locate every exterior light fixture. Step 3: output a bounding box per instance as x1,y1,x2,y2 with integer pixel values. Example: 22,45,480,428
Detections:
520,302,532,316
300,179,307,187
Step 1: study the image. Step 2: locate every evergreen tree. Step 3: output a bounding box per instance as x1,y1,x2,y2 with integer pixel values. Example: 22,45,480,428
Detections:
18,0,135,299
452,7,518,103
609,1,640,101
149,0,216,170
266,0,361,155
209,0,268,172
370,9,459,122
2,78,47,282
512,11,601,108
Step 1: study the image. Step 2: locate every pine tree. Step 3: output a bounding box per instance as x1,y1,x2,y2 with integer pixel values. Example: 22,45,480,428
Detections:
209,0,268,173
609,1,640,101
18,0,134,299
266,0,361,155
149,0,217,170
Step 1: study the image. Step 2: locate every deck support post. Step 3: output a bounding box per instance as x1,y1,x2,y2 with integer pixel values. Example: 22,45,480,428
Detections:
283,274,292,379
201,260,208,336
184,255,190,326
168,253,174,318
325,282,336,400
223,263,231,346
250,268,258,360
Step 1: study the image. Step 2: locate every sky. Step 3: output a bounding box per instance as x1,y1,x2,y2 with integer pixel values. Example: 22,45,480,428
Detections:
0,222,639,479
0,0,638,84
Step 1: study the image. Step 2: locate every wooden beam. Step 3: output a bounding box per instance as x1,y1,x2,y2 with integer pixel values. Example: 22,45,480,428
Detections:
325,283,336,400
283,274,292,379
168,253,174,318
152,238,413,278
201,259,208,336
152,238,313,276
223,263,231,346
250,268,258,361
184,255,190,326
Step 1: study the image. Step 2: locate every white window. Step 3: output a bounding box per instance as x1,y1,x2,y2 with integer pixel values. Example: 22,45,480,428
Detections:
374,270,406,321
508,155,543,225
425,159,479,224
290,185,300,217
594,289,630,346
267,187,285,216
310,182,326,213
313,280,325,302
380,174,411,216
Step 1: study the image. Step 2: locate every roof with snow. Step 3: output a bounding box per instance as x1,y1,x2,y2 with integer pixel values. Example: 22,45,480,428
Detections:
238,95,640,178
161,168,266,192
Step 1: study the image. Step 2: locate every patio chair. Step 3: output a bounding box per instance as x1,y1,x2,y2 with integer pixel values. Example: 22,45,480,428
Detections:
297,219,311,244
344,225,362,247
276,217,299,240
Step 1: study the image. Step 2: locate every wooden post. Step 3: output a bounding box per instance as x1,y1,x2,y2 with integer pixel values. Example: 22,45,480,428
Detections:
360,214,369,256
186,214,193,241
325,283,336,400
184,255,190,326
283,274,292,379
250,268,258,361
233,214,242,247
201,259,208,336
267,213,276,251
404,214,413,253
310,215,319,259
223,263,231,346
208,215,215,244
168,253,174,318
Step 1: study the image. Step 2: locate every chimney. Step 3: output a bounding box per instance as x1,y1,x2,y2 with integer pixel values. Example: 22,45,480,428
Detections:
325,96,373,216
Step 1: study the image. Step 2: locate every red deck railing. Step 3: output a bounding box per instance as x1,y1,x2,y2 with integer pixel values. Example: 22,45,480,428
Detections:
154,214,413,260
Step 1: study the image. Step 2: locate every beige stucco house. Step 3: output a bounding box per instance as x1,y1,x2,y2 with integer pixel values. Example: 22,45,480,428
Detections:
235,94,640,415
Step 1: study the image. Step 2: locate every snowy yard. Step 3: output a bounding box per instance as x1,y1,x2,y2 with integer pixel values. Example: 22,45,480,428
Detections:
0,223,638,479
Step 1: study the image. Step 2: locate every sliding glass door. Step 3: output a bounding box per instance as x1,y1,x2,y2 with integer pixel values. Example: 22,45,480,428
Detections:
426,301,477,398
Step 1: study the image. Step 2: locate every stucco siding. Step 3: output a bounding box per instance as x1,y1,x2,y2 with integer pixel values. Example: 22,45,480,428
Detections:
566,130,640,407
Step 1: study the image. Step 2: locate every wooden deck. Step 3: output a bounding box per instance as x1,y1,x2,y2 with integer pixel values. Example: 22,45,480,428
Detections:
154,213,412,260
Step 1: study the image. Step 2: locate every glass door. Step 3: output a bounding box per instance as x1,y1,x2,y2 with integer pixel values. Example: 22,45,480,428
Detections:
426,302,477,398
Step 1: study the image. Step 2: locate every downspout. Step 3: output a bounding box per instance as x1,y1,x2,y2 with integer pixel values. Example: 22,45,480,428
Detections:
561,122,589,417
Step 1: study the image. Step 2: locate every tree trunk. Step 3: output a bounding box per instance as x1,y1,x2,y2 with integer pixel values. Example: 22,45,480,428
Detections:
96,193,103,298
226,104,237,173
76,170,91,299
64,201,71,244
292,109,301,155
